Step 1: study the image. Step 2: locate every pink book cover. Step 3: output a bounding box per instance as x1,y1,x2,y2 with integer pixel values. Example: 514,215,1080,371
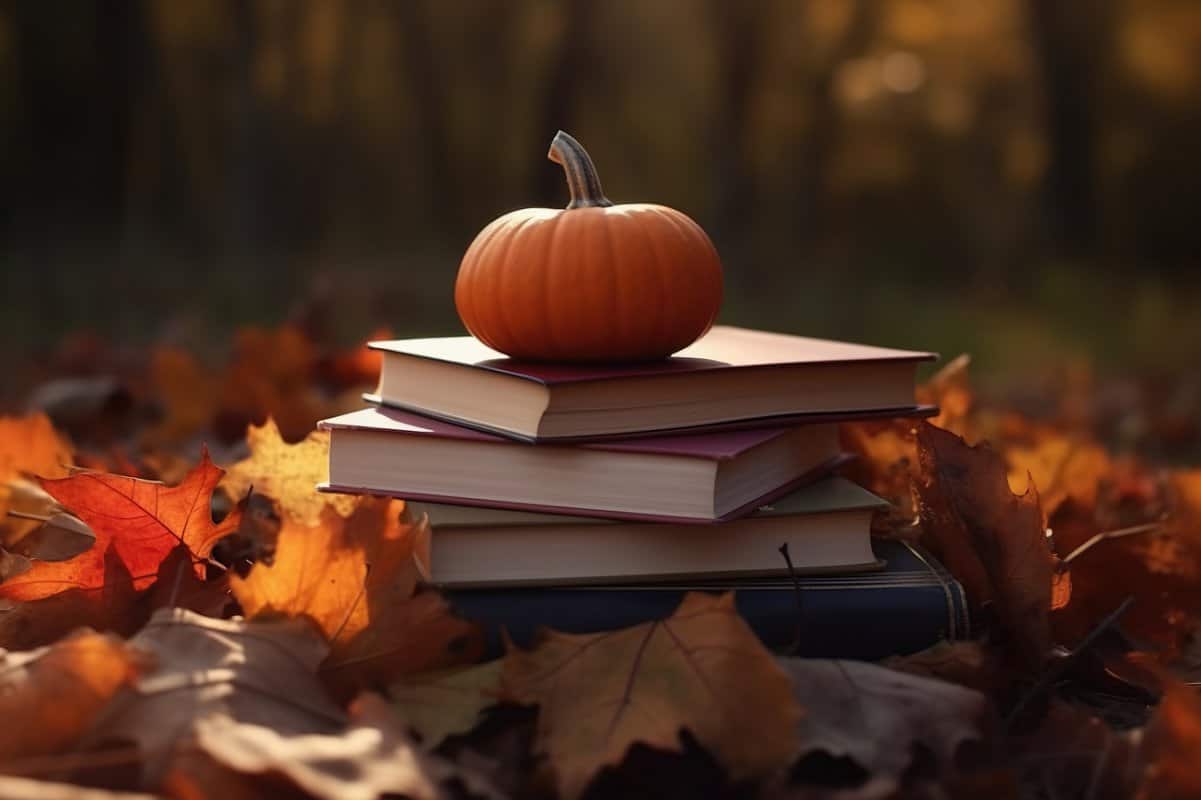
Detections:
318,406,805,461
367,325,937,386
317,406,854,523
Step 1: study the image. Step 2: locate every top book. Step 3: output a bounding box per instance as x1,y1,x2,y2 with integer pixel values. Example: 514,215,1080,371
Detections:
366,325,936,442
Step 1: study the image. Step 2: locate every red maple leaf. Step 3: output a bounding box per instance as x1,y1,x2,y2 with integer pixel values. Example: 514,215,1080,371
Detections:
0,449,243,602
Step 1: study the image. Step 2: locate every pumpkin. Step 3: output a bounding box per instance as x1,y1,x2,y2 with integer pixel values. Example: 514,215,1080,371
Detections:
454,131,723,362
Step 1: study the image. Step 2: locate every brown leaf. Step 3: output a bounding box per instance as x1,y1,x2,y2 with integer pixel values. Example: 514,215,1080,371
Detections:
501,592,801,799
0,451,243,602
1008,700,1140,800
1136,678,1201,799
882,640,1008,694
220,418,356,527
916,422,1054,670
182,693,500,800
0,630,142,763
1050,488,1200,658
229,499,482,698
8,512,95,563
780,657,988,795
388,661,504,748
77,608,345,789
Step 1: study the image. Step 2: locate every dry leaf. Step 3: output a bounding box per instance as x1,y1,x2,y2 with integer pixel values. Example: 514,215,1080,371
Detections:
389,661,504,747
917,353,976,438
1051,490,1200,658
1135,678,1201,798
882,640,1007,694
215,326,327,443
1006,432,1113,514
1008,700,1140,800
0,776,160,800
220,418,357,527
780,657,989,795
501,591,801,799
0,450,243,602
144,348,217,447
77,608,345,788
183,693,499,800
916,422,1054,669
230,498,481,697
8,512,95,563
0,630,142,763
0,414,74,483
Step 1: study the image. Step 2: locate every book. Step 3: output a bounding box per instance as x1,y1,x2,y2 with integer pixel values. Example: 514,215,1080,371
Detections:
318,406,845,523
445,538,970,661
412,477,887,587
365,325,936,442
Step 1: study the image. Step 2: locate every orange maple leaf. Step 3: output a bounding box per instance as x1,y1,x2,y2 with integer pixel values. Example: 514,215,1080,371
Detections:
0,449,243,602
230,497,481,698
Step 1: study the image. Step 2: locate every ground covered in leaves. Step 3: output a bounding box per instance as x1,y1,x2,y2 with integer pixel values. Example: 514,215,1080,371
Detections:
0,328,1199,799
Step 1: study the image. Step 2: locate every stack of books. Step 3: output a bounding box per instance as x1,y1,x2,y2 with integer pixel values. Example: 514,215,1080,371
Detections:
318,326,969,659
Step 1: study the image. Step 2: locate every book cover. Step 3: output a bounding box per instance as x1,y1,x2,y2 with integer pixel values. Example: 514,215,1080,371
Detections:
369,325,937,386
444,538,969,661
366,325,938,442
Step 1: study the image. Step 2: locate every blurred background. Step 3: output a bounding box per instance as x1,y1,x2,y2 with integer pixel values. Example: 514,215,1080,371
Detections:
1,0,1200,404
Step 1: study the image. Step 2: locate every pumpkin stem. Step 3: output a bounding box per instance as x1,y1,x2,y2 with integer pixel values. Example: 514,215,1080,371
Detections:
548,131,613,210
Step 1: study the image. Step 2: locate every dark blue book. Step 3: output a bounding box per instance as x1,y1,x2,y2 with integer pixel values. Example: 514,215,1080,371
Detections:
446,538,970,660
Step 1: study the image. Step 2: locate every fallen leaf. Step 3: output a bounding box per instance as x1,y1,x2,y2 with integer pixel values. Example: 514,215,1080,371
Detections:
1006,431,1113,514
1051,492,1199,658
181,693,500,800
7,512,95,563
501,591,801,799
0,630,142,763
0,551,142,650
144,348,217,447
839,419,920,532
389,660,504,747
916,422,1054,670
229,498,481,697
1135,677,1201,798
77,608,345,788
917,353,976,439
0,414,74,483
220,418,357,527
1008,700,1140,800
882,640,1007,694
0,776,160,799
779,657,989,796
0,450,243,602
215,326,327,443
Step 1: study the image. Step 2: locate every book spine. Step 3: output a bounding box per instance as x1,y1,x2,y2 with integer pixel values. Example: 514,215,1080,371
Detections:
446,576,969,661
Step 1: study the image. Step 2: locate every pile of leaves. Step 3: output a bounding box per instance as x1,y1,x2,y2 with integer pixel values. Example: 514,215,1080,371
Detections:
1,329,1200,799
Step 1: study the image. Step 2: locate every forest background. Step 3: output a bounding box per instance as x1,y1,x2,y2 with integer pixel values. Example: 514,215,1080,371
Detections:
1,0,1200,422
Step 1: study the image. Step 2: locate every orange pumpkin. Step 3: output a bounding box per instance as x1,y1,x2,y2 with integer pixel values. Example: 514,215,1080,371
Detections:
454,131,723,362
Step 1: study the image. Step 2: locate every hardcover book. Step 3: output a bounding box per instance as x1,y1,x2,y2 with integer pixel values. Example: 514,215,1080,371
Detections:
365,325,936,442
318,406,845,523
412,478,887,586
446,537,970,661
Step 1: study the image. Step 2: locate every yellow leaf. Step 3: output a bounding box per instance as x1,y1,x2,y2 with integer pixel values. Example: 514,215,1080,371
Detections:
221,418,357,527
389,661,503,747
